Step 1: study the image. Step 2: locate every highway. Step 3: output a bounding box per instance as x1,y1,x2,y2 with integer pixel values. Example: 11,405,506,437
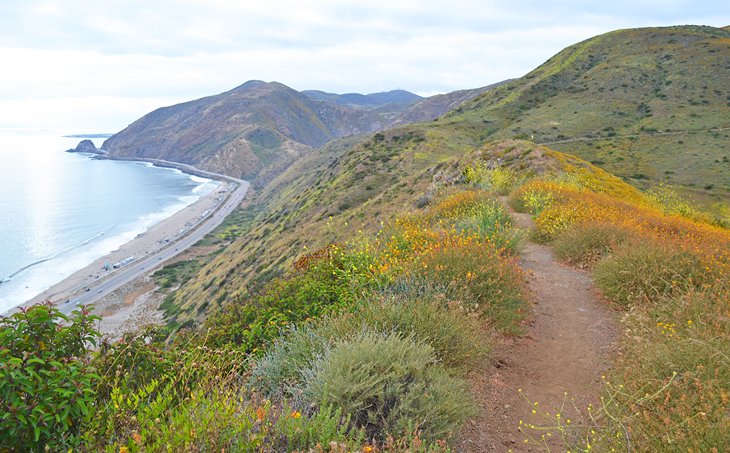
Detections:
57,163,249,315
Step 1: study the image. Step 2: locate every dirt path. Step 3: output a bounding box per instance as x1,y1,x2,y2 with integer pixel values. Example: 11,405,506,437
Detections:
458,211,618,452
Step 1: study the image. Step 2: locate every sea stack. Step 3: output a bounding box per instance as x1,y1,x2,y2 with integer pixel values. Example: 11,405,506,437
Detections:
66,139,103,154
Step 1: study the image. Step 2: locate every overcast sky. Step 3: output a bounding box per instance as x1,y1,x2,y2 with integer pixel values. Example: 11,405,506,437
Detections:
0,1,728,132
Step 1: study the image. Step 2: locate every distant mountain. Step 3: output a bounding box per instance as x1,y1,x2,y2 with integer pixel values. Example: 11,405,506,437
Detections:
101,81,498,181
102,81,388,180
393,81,510,125
301,89,423,110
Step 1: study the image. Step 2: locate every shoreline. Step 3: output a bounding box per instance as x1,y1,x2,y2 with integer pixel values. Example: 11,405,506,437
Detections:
6,157,249,333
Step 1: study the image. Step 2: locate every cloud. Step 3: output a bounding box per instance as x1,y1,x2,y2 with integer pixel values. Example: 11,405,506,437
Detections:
0,0,729,130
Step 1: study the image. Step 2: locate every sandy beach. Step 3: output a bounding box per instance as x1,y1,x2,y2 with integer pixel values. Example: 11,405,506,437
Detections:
10,172,247,336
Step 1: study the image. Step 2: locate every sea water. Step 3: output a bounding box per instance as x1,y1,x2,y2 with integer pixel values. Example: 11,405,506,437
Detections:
0,129,217,313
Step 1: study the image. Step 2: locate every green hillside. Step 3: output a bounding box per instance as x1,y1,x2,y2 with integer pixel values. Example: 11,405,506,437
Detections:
451,25,730,210
166,25,730,323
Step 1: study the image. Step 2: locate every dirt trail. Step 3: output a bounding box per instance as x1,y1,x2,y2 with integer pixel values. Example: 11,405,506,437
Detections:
458,210,618,452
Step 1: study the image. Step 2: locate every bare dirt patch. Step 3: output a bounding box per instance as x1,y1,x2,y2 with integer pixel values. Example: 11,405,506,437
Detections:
95,276,164,340
458,210,618,452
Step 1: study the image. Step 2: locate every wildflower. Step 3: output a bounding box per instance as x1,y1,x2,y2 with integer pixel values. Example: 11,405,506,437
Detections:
291,411,302,419
256,406,266,422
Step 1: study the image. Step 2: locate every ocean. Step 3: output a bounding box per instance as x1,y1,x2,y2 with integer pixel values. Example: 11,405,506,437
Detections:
0,129,217,313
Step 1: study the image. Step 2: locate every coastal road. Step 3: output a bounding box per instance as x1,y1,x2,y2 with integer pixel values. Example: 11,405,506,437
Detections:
57,167,249,315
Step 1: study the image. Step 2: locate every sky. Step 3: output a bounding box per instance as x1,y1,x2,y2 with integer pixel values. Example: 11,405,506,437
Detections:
0,0,728,132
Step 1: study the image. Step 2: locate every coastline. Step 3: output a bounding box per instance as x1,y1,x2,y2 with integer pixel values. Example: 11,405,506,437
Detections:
7,157,249,337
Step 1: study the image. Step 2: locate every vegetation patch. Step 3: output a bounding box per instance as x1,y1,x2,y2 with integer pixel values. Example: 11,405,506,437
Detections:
0,182,526,450
513,156,729,450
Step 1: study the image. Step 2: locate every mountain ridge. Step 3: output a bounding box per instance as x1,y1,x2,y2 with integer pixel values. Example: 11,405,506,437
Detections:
301,88,423,109
100,81,499,182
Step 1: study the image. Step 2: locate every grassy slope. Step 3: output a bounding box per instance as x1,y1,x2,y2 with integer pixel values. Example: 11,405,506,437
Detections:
170,123,478,321
169,25,730,323
451,25,730,210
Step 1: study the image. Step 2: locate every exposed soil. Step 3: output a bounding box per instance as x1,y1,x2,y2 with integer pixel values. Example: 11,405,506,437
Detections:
458,210,618,452
96,277,164,340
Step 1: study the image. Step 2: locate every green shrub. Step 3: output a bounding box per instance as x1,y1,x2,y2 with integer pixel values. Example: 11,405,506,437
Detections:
303,331,474,443
509,186,556,215
250,324,331,397
463,164,525,195
0,303,100,450
85,329,250,449
452,199,527,254
552,222,631,267
647,182,708,223
594,242,708,306
322,295,490,373
440,192,527,254
273,404,363,451
252,295,489,398
205,243,383,351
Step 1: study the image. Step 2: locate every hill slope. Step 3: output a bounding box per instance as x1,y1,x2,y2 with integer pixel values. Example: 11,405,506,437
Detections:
451,25,730,207
393,81,510,125
102,81,497,182
102,81,389,180
167,25,730,322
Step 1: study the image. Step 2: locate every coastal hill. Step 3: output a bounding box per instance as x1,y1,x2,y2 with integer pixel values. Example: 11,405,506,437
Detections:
451,24,730,209
167,25,730,321
101,80,386,181
393,81,510,125
100,81,498,182
6,24,730,451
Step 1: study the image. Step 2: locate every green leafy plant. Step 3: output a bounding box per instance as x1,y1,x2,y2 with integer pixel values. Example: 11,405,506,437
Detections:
454,202,527,254
205,243,383,351
0,302,100,450
251,295,490,398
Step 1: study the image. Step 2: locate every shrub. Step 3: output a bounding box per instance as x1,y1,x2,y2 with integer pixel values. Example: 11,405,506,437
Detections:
250,324,331,398
412,236,525,333
324,295,490,373
85,329,251,449
647,182,709,223
303,331,474,443
594,242,708,306
552,222,632,267
463,164,525,195
273,404,363,451
251,295,490,397
206,243,383,350
0,303,99,450
509,182,558,215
